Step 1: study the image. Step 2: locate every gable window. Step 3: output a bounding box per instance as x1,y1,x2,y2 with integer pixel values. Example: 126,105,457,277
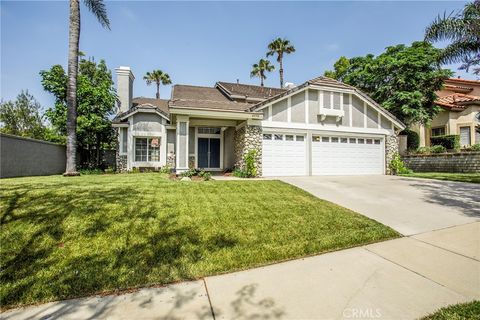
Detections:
135,137,160,162
431,127,445,137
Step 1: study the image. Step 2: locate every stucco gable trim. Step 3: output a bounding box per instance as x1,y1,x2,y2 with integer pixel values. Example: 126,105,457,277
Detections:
251,83,406,130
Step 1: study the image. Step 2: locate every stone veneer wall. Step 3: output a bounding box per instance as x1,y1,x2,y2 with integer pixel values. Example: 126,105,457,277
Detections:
402,152,480,173
115,129,127,172
234,125,262,176
385,134,399,175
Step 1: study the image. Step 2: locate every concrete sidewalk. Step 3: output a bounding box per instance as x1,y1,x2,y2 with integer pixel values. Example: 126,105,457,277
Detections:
3,222,479,320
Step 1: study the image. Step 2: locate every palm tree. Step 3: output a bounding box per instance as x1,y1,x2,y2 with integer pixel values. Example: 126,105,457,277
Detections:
266,38,296,88
250,59,275,86
65,0,110,176
143,70,172,99
425,0,480,74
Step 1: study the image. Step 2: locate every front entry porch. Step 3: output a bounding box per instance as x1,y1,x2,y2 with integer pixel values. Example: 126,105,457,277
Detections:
172,114,262,175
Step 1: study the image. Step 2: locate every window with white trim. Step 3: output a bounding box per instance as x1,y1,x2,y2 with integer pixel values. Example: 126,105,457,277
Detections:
296,135,305,141
285,135,294,141
263,134,272,140
135,137,160,162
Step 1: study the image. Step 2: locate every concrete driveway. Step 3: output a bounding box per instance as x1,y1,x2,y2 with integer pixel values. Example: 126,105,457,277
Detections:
280,175,480,235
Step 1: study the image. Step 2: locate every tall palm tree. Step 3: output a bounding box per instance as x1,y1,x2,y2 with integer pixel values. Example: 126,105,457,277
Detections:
250,59,275,86
425,0,480,74
266,38,296,88
143,70,172,99
65,0,110,176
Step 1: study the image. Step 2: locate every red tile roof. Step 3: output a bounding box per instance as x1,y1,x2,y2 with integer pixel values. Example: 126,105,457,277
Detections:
435,93,480,110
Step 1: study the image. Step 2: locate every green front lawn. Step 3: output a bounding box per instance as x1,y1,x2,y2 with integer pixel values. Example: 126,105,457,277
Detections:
400,172,480,184
421,301,480,320
0,173,398,309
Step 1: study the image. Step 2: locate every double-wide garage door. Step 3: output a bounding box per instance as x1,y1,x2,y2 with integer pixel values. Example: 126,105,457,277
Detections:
262,132,384,176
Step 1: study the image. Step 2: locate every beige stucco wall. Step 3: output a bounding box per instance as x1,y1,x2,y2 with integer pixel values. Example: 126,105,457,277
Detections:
413,105,479,147
261,87,395,132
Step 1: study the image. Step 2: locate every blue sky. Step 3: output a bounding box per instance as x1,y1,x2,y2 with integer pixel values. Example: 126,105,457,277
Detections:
1,1,473,110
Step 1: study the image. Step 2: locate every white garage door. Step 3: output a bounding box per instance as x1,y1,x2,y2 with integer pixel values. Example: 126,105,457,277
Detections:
262,133,307,176
311,135,384,175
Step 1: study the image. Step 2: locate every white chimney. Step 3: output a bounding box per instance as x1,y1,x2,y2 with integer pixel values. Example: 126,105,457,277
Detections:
115,66,135,113
284,82,295,89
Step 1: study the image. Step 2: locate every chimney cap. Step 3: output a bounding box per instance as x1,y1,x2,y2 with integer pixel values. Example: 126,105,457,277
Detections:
115,66,135,80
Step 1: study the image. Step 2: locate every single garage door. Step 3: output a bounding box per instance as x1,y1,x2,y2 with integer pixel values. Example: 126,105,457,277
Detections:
262,133,307,176
311,135,384,175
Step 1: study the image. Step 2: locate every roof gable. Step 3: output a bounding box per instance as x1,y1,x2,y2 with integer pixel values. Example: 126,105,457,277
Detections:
216,82,286,100
250,76,405,130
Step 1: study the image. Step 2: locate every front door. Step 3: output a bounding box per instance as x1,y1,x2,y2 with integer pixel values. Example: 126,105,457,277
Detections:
198,138,220,169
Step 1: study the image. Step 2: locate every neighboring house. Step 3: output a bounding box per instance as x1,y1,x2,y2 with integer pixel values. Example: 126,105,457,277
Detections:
414,78,480,147
112,66,405,177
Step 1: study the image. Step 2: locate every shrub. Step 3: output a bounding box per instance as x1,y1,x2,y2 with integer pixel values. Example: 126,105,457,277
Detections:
159,166,172,174
464,143,480,152
198,171,212,181
415,146,431,154
244,149,258,178
430,145,447,153
430,135,460,150
389,153,412,175
232,169,247,178
400,129,420,151
180,168,198,178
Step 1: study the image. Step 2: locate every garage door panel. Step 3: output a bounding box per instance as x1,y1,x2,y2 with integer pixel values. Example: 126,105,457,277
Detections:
262,133,306,176
311,135,383,176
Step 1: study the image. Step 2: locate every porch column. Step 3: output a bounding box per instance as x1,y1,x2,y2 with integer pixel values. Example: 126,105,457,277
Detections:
176,115,189,173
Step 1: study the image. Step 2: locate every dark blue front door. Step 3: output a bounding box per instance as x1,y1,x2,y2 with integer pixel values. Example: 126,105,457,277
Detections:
198,138,220,168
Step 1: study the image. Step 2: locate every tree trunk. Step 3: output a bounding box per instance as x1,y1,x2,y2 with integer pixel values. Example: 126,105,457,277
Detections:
156,82,160,99
260,72,264,87
64,0,80,176
279,58,284,88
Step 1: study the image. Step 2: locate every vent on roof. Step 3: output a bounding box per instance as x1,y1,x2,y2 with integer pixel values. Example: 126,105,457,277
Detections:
285,82,295,89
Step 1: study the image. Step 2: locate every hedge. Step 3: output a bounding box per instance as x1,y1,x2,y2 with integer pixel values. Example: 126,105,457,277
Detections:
430,135,460,150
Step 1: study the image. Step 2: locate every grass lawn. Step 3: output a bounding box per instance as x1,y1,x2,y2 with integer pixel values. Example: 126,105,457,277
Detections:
0,173,398,309
400,172,480,184
421,301,480,320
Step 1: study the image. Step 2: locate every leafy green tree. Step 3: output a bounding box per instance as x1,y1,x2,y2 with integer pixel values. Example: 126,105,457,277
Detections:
324,42,453,125
40,57,116,167
143,70,172,99
425,0,480,75
0,91,47,140
250,59,275,87
324,56,350,81
65,0,110,175
266,38,296,88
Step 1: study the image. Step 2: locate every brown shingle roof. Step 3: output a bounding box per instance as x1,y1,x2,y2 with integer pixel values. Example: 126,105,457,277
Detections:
171,84,251,111
132,97,169,115
216,82,286,100
435,93,480,110
307,76,355,90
